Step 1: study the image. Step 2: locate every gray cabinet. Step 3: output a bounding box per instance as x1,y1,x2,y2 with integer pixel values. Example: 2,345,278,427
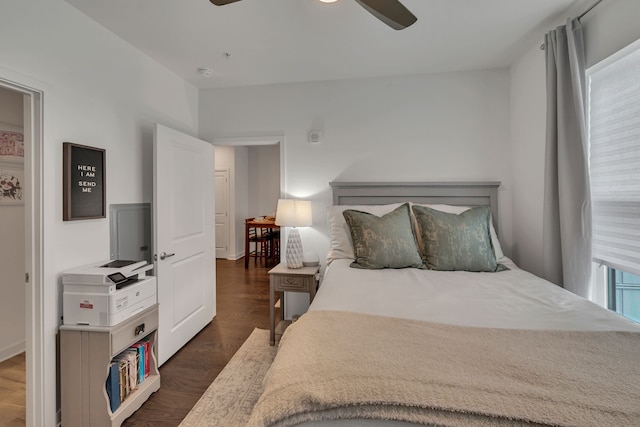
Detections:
60,304,161,427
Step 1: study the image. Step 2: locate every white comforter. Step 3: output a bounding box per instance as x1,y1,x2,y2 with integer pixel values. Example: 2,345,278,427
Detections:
310,258,640,332
258,259,640,427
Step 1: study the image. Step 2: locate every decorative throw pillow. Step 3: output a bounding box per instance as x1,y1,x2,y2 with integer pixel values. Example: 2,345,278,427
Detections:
411,205,505,272
343,204,425,270
326,203,404,265
409,203,505,260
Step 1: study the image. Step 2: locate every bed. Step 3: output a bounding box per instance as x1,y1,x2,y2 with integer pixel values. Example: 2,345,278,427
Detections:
248,182,640,427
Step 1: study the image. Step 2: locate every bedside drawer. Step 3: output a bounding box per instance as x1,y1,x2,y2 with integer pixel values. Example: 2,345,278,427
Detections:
110,305,158,356
274,275,312,291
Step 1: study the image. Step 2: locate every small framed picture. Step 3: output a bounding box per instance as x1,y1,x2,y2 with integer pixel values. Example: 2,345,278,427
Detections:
63,142,106,221
0,125,24,160
0,166,24,205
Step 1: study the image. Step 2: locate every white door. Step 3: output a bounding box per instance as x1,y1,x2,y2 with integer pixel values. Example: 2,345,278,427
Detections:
153,123,215,365
215,169,230,259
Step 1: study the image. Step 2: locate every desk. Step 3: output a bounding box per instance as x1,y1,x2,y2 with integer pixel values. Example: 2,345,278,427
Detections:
245,218,280,268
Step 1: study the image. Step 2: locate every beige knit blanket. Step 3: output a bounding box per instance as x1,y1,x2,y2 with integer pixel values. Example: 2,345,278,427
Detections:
247,310,640,427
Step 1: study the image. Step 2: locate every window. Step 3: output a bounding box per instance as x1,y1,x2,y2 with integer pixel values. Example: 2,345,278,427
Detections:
608,269,640,323
587,39,640,323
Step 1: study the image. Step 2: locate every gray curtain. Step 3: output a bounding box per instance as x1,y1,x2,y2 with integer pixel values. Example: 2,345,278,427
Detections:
542,18,592,298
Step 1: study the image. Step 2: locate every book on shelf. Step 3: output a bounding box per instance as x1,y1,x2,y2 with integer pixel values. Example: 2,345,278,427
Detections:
117,358,127,402
106,361,120,413
140,336,151,378
129,343,145,384
125,349,139,391
106,335,153,407
114,351,138,398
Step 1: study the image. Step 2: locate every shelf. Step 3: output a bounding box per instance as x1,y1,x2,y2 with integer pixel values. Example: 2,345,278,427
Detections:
60,302,160,427
110,374,160,426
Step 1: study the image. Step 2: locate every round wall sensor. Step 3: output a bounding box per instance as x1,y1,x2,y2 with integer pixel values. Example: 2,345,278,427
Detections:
308,130,322,144
197,67,213,78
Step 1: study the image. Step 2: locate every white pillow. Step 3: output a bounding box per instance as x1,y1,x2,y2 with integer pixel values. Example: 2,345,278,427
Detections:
326,203,404,265
410,203,504,260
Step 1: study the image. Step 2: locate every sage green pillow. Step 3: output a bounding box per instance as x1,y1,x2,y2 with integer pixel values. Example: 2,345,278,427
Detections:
343,204,425,269
411,205,504,272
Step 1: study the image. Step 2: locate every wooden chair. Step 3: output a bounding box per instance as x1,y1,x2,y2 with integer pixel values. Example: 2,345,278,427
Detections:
267,229,280,260
245,218,270,268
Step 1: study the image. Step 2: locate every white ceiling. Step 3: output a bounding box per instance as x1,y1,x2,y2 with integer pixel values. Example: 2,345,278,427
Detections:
64,0,582,89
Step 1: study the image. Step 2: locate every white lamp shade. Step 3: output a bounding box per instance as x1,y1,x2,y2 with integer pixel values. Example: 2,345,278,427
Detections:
275,199,312,269
275,199,312,227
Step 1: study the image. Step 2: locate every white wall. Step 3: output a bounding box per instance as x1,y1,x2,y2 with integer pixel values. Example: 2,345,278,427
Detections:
509,0,640,279
200,70,512,315
248,144,280,218
235,147,250,258
201,70,512,260
508,42,548,276
583,0,640,68
0,1,199,423
0,86,25,361
0,87,23,125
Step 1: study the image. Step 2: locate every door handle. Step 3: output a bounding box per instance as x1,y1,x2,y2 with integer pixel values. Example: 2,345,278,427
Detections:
155,252,176,261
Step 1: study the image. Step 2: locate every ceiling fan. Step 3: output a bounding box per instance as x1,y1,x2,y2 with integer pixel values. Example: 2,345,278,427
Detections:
209,0,417,30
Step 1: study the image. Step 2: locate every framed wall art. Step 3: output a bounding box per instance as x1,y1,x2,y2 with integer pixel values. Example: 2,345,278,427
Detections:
0,165,24,205
63,142,106,221
0,125,24,162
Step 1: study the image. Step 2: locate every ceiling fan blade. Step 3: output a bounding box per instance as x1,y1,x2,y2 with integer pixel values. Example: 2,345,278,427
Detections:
209,0,242,5
354,0,417,30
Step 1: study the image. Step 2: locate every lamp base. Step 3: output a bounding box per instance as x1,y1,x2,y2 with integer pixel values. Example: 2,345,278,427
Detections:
285,228,304,269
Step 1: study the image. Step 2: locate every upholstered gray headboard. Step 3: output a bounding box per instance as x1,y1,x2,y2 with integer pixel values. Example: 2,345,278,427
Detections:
329,181,500,230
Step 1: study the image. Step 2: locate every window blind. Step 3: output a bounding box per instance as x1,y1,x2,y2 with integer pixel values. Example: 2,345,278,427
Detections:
588,43,640,276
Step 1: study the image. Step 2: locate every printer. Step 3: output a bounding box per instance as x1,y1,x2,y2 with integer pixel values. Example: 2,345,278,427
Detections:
62,260,156,326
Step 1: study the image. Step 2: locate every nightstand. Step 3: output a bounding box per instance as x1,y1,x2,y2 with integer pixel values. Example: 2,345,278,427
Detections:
269,263,320,345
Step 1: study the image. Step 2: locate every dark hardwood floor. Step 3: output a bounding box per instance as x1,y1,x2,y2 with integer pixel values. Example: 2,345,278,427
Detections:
123,258,273,426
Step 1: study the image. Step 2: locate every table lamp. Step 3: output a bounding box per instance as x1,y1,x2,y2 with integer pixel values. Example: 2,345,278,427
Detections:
275,199,312,269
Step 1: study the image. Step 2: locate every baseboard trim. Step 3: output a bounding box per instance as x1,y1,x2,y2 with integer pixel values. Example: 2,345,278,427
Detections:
0,340,25,363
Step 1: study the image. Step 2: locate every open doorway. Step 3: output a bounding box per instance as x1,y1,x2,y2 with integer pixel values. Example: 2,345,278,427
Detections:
0,77,44,426
0,85,26,425
213,137,282,262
